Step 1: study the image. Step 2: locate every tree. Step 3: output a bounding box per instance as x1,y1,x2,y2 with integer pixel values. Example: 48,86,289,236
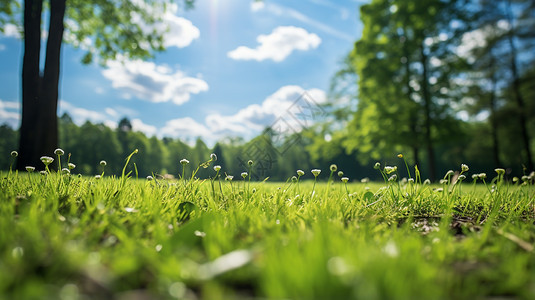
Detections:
0,0,194,170
343,0,474,180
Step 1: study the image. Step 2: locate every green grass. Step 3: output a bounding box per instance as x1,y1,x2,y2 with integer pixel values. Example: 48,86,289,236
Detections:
1,153,535,299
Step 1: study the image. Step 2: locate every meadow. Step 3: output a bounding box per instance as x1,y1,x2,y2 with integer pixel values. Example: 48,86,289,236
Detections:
1,149,534,299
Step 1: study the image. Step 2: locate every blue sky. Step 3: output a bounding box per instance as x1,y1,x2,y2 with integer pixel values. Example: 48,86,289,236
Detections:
0,0,365,146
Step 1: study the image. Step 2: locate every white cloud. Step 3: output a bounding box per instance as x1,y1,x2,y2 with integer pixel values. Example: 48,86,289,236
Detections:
228,26,321,62
59,101,112,125
1,24,21,38
132,118,158,136
0,44,5,51
250,1,265,12
158,85,326,146
102,57,209,105
0,99,20,128
130,3,200,49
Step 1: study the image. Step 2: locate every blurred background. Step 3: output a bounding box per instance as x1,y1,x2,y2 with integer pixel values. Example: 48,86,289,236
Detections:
0,0,534,181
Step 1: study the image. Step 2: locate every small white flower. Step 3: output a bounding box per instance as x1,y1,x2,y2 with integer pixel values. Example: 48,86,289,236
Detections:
297,170,305,177
311,169,321,177
40,156,54,166
39,171,47,176
241,172,248,179
247,160,254,166
384,166,397,174
214,165,221,172
458,174,466,181
495,168,505,175
472,174,478,180
445,170,454,177
388,174,397,182
440,179,448,184
291,176,298,182
68,163,76,170
61,168,70,175
180,159,190,165
423,179,431,185
100,160,107,166
95,175,101,180
341,177,349,183
146,175,153,181
478,173,487,179
25,166,35,172
210,153,217,161
10,151,18,158
337,171,344,177
373,162,381,170
54,148,64,156
461,164,469,172
330,164,337,172
225,175,234,181
408,178,414,183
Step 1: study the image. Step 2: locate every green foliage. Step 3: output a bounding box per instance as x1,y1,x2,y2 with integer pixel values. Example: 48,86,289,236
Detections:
1,154,534,299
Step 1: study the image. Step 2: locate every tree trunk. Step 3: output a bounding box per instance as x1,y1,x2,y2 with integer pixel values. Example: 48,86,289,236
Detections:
488,58,502,168
17,0,44,169
17,0,65,170
420,43,436,181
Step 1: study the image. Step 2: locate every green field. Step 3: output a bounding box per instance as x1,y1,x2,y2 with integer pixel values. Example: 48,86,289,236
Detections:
1,152,535,299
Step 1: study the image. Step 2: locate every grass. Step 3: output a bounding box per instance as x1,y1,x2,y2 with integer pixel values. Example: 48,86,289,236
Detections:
1,151,535,299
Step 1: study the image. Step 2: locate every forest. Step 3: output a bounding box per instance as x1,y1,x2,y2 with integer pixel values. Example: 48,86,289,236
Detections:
1,0,534,182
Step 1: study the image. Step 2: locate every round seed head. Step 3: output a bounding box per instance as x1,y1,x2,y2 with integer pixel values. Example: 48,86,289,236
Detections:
10,151,18,158
297,170,305,177
247,160,253,166
337,171,344,177
40,156,54,166
330,164,337,172
54,148,64,156
373,162,381,170
100,160,107,166
25,166,35,172
291,176,298,183
210,153,217,161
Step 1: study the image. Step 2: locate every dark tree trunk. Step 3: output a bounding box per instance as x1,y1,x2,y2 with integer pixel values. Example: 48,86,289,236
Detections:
17,0,65,170
18,0,44,169
420,43,436,182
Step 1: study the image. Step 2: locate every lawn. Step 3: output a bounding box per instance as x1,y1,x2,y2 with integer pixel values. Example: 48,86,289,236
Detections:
1,151,534,299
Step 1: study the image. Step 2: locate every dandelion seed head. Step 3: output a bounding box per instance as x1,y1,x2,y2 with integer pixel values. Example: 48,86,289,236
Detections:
54,148,64,156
